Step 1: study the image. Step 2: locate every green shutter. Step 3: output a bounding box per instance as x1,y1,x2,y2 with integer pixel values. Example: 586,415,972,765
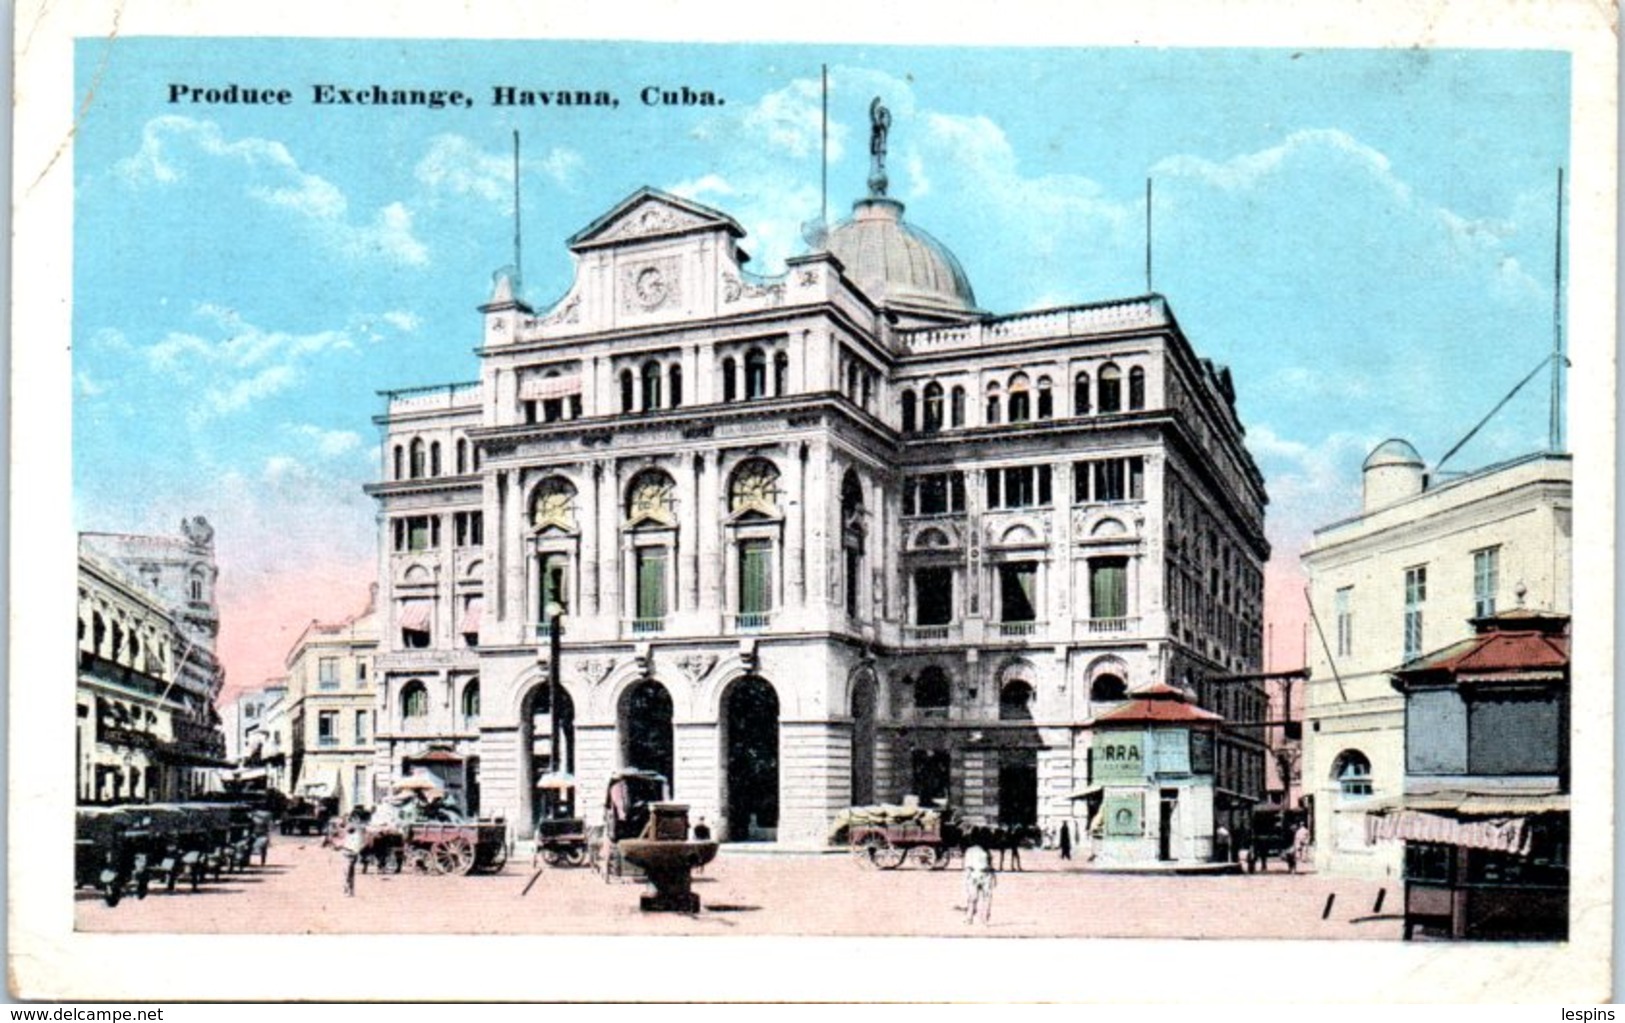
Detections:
740,542,772,615
1092,562,1126,619
637,550,666,619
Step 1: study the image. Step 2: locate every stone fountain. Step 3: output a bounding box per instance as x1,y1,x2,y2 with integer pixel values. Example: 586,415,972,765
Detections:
617,802,718,913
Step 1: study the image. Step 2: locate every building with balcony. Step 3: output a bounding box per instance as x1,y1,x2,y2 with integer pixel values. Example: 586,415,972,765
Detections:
365,116,1269,853
76,521,229,802
279,589,380,813
1302,443,1572,877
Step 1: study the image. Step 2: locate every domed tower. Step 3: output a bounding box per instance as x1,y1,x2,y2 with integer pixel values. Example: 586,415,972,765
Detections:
821,96,980,326
1362,438,1427,512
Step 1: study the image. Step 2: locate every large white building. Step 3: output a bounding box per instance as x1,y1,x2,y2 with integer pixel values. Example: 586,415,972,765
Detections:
279,589,380,813
366,111,1270,854
1302,443,1572,877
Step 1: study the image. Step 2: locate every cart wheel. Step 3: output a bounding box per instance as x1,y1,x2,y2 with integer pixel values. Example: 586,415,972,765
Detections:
907,846,938,869
851,836,883,868
434,838,476,876
931,847,952,871
409,848,434,874
873,842,906,870
542,848,563,867
564,846,589,868
487,843,508,874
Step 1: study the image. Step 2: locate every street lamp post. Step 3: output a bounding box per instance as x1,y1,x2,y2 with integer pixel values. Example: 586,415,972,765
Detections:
545,601,565,789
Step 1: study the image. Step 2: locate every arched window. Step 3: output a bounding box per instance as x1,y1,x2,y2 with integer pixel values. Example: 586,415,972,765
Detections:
430,441,442,477
985,382,1002,425
641,361,663,411
401,681,429,720
455,438,468,474
1037,376,1054,419
620,369,635,413
950,386,966,427
1090,673,1127,702
624,470,677,526
901,390,917,433
190,569,206,602
393,445,404,480
1099,363,1122,413
668,364,683,408
461,681,480,723
745,349,768,399
1129,366,1146,410
922,382,944,433
409,438,426,479
1074,372,1091,415
999,680,1035,721
841,470,866,619
722,357,738,403
1334,750,1373,797
774,352,789,396
728,459,782,516
1008,373,1031,423
915,666,951,714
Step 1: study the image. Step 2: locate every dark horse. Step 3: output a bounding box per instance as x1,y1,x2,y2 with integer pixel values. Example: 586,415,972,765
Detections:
958,823,1041,871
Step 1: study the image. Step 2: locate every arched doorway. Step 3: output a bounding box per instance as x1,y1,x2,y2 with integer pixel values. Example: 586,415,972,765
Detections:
722,676,779,842
850,670,877,806
521,680,575,828
620,679,674,784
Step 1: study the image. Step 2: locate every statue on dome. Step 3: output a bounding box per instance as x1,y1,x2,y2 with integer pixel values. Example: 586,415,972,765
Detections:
867,96,891,198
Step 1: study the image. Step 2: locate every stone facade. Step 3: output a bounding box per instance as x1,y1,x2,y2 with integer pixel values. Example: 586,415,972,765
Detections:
280,590,380,813
366,180,1270,855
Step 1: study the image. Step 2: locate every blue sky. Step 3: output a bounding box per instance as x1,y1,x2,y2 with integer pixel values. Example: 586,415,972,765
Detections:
71,38,1571,690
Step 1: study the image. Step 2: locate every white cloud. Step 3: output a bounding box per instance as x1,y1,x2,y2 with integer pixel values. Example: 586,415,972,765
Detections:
381,310,420,333
415,134,585,208
669,173,734,200
286,424,366,459
117,116,428,267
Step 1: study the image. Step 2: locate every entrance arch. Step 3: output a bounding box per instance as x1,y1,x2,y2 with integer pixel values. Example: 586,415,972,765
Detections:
520,680,576,829
721,676,780,842
619,679,674,784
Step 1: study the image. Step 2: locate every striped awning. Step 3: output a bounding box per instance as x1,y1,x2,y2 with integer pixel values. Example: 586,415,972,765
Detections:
460,598,483,635
1365,809,1539,855
399,601,432,631
520,373,582,400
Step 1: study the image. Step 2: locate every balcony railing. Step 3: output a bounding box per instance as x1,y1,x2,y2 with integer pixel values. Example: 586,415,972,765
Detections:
1083,616,1139,634
630,617,665,635
904,624,955,642
998,620,1041,638
730,612,772,631
318,736,339,748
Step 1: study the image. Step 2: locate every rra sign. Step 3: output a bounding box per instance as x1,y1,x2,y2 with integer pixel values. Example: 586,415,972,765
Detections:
1094,732,1146,782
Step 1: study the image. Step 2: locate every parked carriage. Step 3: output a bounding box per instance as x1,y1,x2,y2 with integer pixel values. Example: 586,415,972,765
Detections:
588,769,670,882
534,816,590,867
75,807,155,906
834,804,963,870
401,816,509,875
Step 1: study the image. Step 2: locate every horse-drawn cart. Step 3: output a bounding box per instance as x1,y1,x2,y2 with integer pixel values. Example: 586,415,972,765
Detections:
833,804,962,870
402,818,509,876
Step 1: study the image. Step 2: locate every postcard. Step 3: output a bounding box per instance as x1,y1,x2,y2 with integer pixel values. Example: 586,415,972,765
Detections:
11,0,1616,1004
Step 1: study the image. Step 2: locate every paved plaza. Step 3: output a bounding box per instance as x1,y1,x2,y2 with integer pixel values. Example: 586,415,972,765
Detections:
76,838,1405,940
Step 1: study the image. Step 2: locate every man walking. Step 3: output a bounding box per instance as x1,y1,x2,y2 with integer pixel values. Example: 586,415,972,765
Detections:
963,838,996,925
340,808,368,896
1289,822,1311,875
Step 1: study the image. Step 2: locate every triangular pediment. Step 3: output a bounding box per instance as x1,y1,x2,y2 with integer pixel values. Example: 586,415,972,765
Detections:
568,187,745,252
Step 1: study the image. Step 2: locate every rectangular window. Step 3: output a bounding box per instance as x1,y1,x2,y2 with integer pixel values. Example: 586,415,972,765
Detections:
317,657,340,689
914,566,954,626
998,563,1038,623
541,553,571,616
318,711,338,747
1403,565,1427,661
635,548,667,622
1090,557,1128,620
357,662,368,684
738,540,773,620
845,548,862,618
455,511,484,548
353,767,367,807
988,466,1052,509
907,472,967,516
1074,457,1145,503
354,709,369,745
398,515,437,552
1473,547,1499,619
1335,587,1354,658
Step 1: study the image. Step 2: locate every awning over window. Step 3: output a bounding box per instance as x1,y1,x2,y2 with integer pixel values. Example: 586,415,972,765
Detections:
520,373,582,400
399,601,432,631
1365,809,1537,855
460,598,483,635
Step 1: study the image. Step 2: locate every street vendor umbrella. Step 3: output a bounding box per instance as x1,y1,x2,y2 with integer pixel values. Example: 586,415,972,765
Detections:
392,776,442,793
535,772,576,791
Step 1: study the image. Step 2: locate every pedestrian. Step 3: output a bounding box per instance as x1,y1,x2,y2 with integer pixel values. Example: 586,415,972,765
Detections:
1215,824,1231,864
963,839,996,925
1058,819,1073,861
340,808,367,896
1290,822,1311,875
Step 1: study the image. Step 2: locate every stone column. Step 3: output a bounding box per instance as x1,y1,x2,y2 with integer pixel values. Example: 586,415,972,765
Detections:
581,462,601,615
785,445,806,607
599,462,621,623
698,450,722,612
803,440,830,610
671,722,722,824
681,454,701,611
778,720,850,846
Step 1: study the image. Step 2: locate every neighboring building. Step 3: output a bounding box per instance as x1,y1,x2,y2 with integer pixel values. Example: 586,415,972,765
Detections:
365,111,1269,856
280,589,380,813
1371,608,1570,940
230,688,273,763
77,546,182,802
1302,444,1572,877
255,682,292,794
80,517,228,793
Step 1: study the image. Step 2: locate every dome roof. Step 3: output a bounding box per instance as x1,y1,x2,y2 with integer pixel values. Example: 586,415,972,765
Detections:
1363,438,1425,471
824,198,977,316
